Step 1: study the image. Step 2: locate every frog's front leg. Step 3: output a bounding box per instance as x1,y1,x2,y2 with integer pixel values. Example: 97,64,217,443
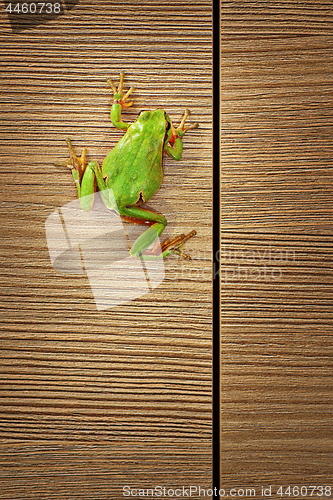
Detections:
165,109,199,160
119,205,196,260
66,138,108,211
108,71,135,130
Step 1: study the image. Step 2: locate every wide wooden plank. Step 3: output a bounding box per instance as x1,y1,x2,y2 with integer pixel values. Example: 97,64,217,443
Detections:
0,1,212,497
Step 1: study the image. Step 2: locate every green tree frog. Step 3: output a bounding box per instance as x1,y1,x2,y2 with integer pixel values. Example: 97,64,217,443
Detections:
65,72,198,260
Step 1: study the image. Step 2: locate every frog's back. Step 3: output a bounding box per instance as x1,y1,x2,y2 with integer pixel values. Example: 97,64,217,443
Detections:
102,113,166,207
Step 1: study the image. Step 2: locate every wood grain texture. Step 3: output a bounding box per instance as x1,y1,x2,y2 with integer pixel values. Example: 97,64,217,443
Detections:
0,1,212,498
222,0,333,489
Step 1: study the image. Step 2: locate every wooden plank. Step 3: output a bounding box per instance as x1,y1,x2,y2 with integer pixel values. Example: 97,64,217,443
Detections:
0,1,213,497
222,1,333,489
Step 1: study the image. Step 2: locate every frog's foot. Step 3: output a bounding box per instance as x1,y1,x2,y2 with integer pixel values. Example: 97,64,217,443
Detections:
108,71,134,109
161,230,197,260
65,138,87,180
168,109,199,144
175,109,199,136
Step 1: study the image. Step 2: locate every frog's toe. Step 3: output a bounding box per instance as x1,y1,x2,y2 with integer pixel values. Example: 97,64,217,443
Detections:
161,230,197,259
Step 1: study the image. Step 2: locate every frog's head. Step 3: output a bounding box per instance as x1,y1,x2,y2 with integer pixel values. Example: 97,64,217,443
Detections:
137,109,172,142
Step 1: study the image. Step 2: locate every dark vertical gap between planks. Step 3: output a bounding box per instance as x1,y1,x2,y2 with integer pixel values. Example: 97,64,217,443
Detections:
213,0,221,496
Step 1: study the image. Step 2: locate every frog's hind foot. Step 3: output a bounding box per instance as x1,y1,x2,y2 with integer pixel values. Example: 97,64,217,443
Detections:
65,138,87,180
161,230,197,260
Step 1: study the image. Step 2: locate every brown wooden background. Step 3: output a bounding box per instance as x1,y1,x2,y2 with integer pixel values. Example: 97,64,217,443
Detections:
222,0,333,492
2,0,333,498
0,1,212,498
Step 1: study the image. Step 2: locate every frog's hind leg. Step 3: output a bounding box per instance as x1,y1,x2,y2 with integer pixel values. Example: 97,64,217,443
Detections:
118,205,167,257
119,205,197,259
